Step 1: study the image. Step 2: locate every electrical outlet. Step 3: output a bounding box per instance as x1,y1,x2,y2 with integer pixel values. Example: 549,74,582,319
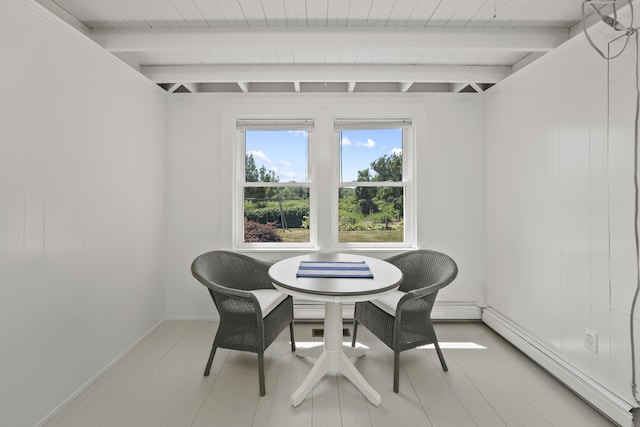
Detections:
584,328,598,353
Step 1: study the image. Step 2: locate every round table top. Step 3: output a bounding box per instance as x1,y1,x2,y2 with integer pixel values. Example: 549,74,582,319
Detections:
268,253,403,303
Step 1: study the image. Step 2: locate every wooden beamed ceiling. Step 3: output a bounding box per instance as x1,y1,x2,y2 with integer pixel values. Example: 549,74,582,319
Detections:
34,0,630,93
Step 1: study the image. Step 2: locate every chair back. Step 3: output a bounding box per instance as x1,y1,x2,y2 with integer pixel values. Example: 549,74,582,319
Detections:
191,250,274,292
385,249,458,293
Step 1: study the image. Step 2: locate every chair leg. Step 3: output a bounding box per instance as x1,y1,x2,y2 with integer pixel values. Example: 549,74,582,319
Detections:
434,341,448,372
258,352,266,396
204,345,217,376
289,322,296,352
393,352,400,393
351,321,358,347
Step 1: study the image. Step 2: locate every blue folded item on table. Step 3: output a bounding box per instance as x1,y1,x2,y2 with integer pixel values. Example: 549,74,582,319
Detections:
296,260,374,278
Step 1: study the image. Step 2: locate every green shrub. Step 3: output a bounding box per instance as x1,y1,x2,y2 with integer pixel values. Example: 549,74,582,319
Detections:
244,201,309,228
243,220,282,242
338,215,358,231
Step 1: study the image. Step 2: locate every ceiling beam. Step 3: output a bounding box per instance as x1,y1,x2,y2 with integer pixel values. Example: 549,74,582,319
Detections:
35,0,90,36
469,83,484,93
92,27,568,53
450,83,469,93
167,83,181,93
512,52,546,73
237,82,250,93
142,64,511,85
399,82,414,93
181,82,199,93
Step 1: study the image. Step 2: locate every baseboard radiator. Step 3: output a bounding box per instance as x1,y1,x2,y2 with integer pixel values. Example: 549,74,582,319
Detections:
482,308,636,427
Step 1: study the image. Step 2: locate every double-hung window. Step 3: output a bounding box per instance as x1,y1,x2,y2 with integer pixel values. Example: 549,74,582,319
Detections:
234,117,413,249
236,119,314,248
334,119,413,248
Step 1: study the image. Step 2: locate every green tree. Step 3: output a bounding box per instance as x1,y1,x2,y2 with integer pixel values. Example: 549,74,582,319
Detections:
370,153,402,182
245,153,280,201
258,165,279,183
371,153,403,219
342,153,404,220
355,169,376,215
245,154,259,182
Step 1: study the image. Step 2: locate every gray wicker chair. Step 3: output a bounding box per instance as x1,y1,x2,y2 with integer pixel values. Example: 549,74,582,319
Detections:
351,249,458,393
191,250,296,396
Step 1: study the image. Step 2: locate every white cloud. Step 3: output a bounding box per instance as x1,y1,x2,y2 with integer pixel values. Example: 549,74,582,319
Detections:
284,172,297,178
391,147,402,156
279,160,292,167
288,130,308,137
363,138,376,148
247,150,270,163
341,136,352,146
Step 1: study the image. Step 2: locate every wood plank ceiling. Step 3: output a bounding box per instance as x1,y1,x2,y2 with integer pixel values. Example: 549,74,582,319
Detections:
35,0,610,93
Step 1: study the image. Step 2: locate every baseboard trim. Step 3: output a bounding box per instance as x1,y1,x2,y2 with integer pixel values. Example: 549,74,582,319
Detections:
432,301,483,320
294,300,482,321
482,308,635,427
35,318,165,427
166,301,483,322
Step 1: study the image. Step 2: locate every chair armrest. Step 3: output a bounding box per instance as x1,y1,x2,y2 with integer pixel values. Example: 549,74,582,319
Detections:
209,283,263,318
397,282,442,306
394,282,444,322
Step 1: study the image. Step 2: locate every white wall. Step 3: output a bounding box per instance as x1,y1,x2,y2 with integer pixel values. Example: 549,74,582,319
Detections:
0,1,166,426
484,21,639,408
164,94,485,319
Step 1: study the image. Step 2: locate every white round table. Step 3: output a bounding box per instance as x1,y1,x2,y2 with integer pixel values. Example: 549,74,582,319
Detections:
268,253,402,407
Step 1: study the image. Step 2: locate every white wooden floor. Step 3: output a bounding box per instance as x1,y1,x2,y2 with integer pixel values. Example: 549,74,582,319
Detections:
44,321,616,427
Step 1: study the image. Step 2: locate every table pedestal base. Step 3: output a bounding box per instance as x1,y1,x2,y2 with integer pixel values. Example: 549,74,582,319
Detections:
291,301,381,407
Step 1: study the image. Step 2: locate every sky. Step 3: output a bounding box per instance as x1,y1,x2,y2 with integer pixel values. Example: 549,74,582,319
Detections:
245,128,402,183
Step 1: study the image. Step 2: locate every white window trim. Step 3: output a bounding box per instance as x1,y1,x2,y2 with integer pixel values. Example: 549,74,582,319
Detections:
232,116,416,251
234,119,317,250
332,119,415,249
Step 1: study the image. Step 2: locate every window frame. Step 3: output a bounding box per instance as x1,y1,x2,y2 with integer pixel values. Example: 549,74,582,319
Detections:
234,119,317,250
232,117,415,251
332,119,415,249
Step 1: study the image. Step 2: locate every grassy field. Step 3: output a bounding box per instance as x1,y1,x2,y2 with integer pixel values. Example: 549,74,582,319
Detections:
339,230,403,242
275,228,309,242
276,228,403,243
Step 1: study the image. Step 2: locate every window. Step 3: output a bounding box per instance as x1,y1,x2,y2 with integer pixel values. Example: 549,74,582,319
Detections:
236,120,314,247
234,118,413,249
335,119,413,247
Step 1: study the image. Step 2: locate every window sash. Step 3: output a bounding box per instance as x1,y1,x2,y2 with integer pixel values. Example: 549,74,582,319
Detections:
334,119,412,131
244,181,310,187
237,119,314,130
236,121,315,248
338,182,405,187
333,121,413,248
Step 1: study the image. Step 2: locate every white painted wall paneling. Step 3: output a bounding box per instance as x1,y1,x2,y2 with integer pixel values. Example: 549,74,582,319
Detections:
163,93,486,320
484,19,638,407
0,1,166,426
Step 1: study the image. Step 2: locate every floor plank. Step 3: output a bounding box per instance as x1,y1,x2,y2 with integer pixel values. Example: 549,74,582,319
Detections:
355,327,434,427
43,320,616,427
450,323,614,427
